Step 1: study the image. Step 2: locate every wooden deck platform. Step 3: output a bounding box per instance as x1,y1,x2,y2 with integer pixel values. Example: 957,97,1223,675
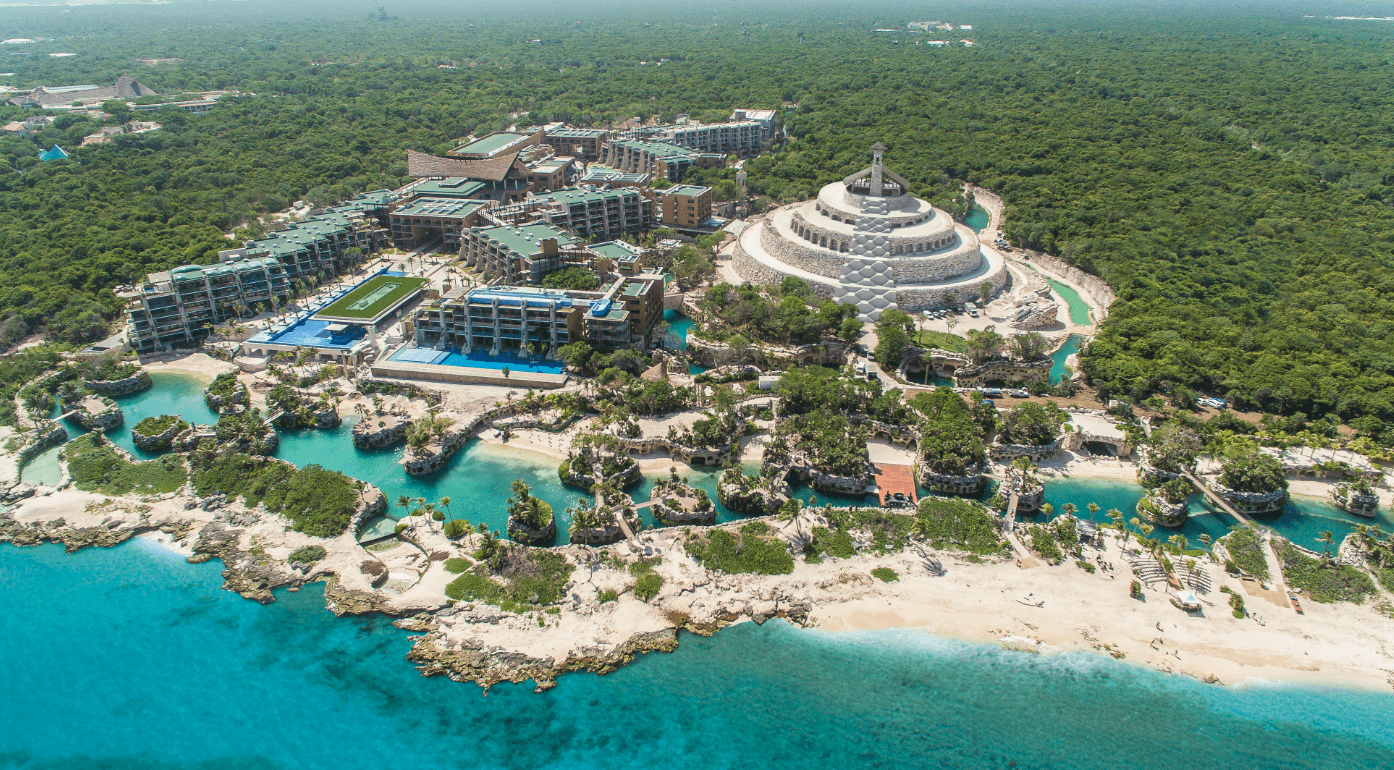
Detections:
873,463,918,507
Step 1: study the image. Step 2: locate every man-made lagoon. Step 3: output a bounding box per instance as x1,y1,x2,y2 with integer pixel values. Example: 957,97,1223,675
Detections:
25,373,1388,553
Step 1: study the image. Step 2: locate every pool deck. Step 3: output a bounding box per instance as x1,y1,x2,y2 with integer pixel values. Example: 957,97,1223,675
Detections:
370,359,570,389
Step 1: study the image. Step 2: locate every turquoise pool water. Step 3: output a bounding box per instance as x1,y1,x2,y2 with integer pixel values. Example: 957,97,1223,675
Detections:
3,540,1394,769
1049,334,1083,384
663,308,693,351
966,204,990,233
1046,277,1093,326
1033,478,1393,553
389,346,565,374
56,371,221,460
18,444,63,486
59,376,1382,552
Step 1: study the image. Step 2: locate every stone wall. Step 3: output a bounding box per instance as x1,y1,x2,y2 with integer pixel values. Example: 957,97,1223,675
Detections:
83,370,152,397
888,247,985,285
895,263,1010,312
954,357,1050,386
1022,252,1116,316
990,437,1063,461
758,220,846,279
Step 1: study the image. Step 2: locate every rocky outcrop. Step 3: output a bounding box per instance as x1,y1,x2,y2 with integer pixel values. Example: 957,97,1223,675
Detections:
506,514,557,546
131,416,187,452
718,480,788,516
65,396,123,433
1206,479,1287,516
1331,483,1379,518
569,507,640,546
916,465,986,496
0,510,198,553
203,378,250,414
953,357,1051,387
406,627,679,692
650,482,717,526
83,369,152,397
352,414,409,450
189,521,300,603
1137,492,1188,528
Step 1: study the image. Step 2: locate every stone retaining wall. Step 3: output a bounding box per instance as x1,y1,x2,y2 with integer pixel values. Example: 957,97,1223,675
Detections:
1207,479,1288,515
83,370,152,397
732,244,833,299
917,466,986,496
352,417,409,450
17,423,68,466
990,437,1063,461
954,357,1050,387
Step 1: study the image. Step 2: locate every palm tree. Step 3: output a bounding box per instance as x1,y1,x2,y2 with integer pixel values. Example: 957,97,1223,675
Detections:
1087,502,1100,523
395,494,412,518
1062,503,1078,520
438,496,452,523
1317,530,1335,561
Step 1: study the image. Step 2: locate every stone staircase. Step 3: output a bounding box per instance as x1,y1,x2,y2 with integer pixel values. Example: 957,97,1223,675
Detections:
834,198,899,321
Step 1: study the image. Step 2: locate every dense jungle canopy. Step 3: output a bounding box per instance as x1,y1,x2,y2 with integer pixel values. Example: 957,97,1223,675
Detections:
2,0,1394,433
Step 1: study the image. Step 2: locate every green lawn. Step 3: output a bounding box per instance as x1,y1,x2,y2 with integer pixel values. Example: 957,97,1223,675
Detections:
315,275,428,321
911,330,970,355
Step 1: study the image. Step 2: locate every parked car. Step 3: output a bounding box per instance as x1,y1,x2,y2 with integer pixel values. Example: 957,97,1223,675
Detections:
1009,389,1029,398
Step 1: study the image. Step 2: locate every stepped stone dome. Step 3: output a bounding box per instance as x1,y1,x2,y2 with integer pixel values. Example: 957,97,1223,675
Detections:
732,144,1008,321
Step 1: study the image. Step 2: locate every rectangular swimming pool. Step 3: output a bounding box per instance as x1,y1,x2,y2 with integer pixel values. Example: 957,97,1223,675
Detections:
388,346,564,374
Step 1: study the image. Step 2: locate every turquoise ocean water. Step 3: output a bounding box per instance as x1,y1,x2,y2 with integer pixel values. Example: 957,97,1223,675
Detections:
3,540,1394,769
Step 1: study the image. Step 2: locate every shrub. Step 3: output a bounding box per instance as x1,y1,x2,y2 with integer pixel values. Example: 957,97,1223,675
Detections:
65,434,187,496
287,545,327,565
443,520,469,539
915,497,1006,555
634,573,664,600
807,526,856,560
1222,528,1270,580
1130,580,1143,599
190,452,358,537
444,549,574,610
688,528,794,575
444,558,470,574
598,589,619,603
1029,525,1062,563
740,520,770,536
871,567,899,582
1277,541,1374,604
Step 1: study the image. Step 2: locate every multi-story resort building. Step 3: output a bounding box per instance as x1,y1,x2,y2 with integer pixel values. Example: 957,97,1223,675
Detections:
730,108,778,140
578,165,651,187
656,184,713,229
127,257,293,354
461,223,580,284
409,275,664,357
659,120,765,157
126,192,393,352
545,127,610,161
448,130,544,159
388,198,486,250
596,138,723,181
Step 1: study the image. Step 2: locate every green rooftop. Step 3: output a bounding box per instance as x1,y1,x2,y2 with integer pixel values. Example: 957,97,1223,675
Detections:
476,224,577,258
411,178,488,199
621,139,693,157
455,132,531,157
393,197,485,219
665,185,710,197
588,241,642,261
315,275,428,322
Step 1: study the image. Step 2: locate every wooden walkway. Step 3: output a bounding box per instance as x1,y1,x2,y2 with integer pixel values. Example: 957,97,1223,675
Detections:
1180,470,1250,526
